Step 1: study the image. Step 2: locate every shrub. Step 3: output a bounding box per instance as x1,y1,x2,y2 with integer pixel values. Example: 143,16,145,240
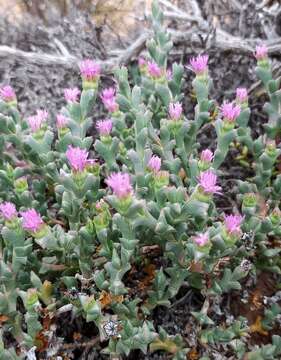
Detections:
0,1,281,359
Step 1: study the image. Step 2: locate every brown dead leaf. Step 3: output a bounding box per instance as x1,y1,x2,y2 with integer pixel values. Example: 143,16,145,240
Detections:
35,331,49,352
73,332,82,341
212,256,231,276
42,314,52,331
99,290,123,309
257,195,269,218
187,347,199,360
0,314,9,324
188,261,203,273
250,289,263,310
112,294,124,303
178,168,187,180
99,290,111,309
250,316,268,336
138,263,156,290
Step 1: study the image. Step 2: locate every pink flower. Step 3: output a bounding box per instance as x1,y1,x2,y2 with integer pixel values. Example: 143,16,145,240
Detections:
64,88,80,103
190,54,209,75
56,114,69,129
0,85,16,102
224,214,244,235
36,109,48,120
101,87,115,101
79,59,101,81
221,102,241,122
198,170,222,194
194,232,209,247
27,109,48,132
147,61,162,78
200,149,214,163
66,146,89,172
0,202,17,221
106,172,132,199
101,88,118,113
148,155,161,172
20,208,44,233
255,45,268,61
96,119,113,136
166,68,173,81
169,102,183,121
138,57,146,68
236,88,248,103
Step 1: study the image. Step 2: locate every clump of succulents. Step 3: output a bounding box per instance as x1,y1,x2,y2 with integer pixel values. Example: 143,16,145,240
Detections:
0,1,281,359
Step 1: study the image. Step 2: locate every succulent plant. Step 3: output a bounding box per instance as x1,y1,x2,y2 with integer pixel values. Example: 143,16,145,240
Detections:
0,1,281,359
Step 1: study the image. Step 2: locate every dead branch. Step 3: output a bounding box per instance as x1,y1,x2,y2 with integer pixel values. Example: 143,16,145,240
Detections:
0,45,77,67
59,337,99,350
0,0,280,72
0,31,149,72
116,32,150,65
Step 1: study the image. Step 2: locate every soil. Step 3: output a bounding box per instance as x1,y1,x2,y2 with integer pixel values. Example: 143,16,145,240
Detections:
1,1,281,359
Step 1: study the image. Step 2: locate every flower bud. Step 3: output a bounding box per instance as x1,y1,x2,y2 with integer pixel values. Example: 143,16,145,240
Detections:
56,114,69,130
242,193,257,216
79,59,101,90
97,119,113,139
26,288,39,310
236,88,248,106
147,155,161,173
86,159,100,176
193,231,212,256
269,207,281,226
106,172,132,199
189,54,208,79
66,146,89,173
64,88,80,103
119,142,127,157
106,172,133,212
0,202,17,221
14,177,28,194
94,201,111,233
198,149,214,170
254,45,269,68
166,68,173,81
198,170,222,194
101,88,119,114
222,214,244,246
27,109,48,139
20,208,47,238
265,140,277,157
147,61,162,79
220,102,241,130
225,214,243,235
194,232,209,247
168,102,183,121
0,85,17,106
0,202,18,228
138,57,147,73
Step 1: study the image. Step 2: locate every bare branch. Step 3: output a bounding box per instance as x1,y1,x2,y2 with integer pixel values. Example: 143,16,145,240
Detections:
0,45,78,67
116,32,150,65
0,32,149,72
